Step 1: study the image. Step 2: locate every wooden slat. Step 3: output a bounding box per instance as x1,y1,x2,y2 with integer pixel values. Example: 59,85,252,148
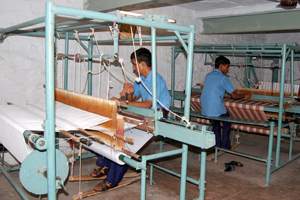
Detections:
69,173,140,182
115,115,125,149
59,130,80,143
114,134,134,145
122,149,140,158
72,176,141,200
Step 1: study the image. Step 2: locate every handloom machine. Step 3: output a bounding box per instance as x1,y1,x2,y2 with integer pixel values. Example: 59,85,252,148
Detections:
0,2,215,200
170,43,300,185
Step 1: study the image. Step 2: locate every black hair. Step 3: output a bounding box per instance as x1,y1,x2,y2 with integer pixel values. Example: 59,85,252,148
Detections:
215,56,230,69
130,48,152,67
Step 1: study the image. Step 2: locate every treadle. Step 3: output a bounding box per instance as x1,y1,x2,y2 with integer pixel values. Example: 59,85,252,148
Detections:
72,176,141,200
206,142,240,161
69,173,141,181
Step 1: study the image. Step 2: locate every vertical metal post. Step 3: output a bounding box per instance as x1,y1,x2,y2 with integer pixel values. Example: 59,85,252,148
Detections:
140,156,147,200
151,27,158,118
64,32,69,90
272,58,279,83
243,56,252,88
290,47,294,97
199,149,207,200
289,122,294,159
266,122,274,185
183,25,194,118
180,25,195,200
114,23,119,55
45,2,56,199
88,37,93,95
275,44,287,167
171,45,176,110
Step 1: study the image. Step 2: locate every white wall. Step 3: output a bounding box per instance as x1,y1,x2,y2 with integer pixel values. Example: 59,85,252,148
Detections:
0,0,84,105
1,1,300,105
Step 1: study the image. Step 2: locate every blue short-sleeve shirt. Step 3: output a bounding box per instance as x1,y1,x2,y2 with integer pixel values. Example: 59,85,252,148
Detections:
200,69,235,117
133,70,170,110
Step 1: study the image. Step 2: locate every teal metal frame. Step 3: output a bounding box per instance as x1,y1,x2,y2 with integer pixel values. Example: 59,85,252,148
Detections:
0,2,216,200
170,43,300,185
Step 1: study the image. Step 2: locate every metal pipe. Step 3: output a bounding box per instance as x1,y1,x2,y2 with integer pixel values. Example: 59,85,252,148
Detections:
265,122,275,185
92,35,188,45
88,37,93,95
275,44,287,167
45,2,56,199
143,149,184,160
141,156,147,200
183,25,195,120
151,27,158,122
147,161,199,185
290,47,294,97
174,31,188,53
0,17,45,34
54,5,193,33
199,149,207,199
0,164,29,200
170,45,176,119
113,23,119,56
64,32,69,90
180,144,188,200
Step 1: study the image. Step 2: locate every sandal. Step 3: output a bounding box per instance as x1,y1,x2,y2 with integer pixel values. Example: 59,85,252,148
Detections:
224,163,235,172
228,161,243,167
94,179,117,192
90,166,109,178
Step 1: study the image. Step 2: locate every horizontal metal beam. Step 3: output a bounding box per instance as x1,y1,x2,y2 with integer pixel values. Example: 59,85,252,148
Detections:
202,9,300,34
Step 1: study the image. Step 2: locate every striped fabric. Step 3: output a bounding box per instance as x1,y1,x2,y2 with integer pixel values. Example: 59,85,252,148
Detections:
190,94,282,135
191,117,288,135
259,81,299,95
191,94,275,121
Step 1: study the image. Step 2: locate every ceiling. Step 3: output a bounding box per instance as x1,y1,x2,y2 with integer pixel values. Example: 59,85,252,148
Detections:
152,0,279,12
83,0,300,34
84,0,285,15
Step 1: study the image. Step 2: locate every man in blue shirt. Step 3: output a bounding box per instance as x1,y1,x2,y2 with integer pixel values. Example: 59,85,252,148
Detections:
91,48,170,191
201,56,251,149
119,48,170,117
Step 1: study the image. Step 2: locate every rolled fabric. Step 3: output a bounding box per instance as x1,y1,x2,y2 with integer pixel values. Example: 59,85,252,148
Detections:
82,140,129,165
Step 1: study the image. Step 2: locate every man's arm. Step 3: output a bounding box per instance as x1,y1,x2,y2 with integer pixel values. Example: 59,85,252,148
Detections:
111,97,152,109
229,91,252,99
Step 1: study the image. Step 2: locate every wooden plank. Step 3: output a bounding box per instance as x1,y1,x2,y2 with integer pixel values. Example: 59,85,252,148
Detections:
69,173,140,182
72,176,141,200
115,115,125,149
114,134,134,145
59,130,80,143
122,149,139,158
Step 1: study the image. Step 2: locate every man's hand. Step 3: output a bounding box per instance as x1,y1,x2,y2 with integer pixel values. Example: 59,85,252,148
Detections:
244,93,252,99
120,83,134,97
110,97,118,101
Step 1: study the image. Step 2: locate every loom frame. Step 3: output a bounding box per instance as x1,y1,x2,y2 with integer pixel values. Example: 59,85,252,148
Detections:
170,43,300,185
0,1,216,200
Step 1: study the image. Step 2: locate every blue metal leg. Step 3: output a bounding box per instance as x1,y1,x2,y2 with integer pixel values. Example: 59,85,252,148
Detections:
266,122,275,185
199,149,207,200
